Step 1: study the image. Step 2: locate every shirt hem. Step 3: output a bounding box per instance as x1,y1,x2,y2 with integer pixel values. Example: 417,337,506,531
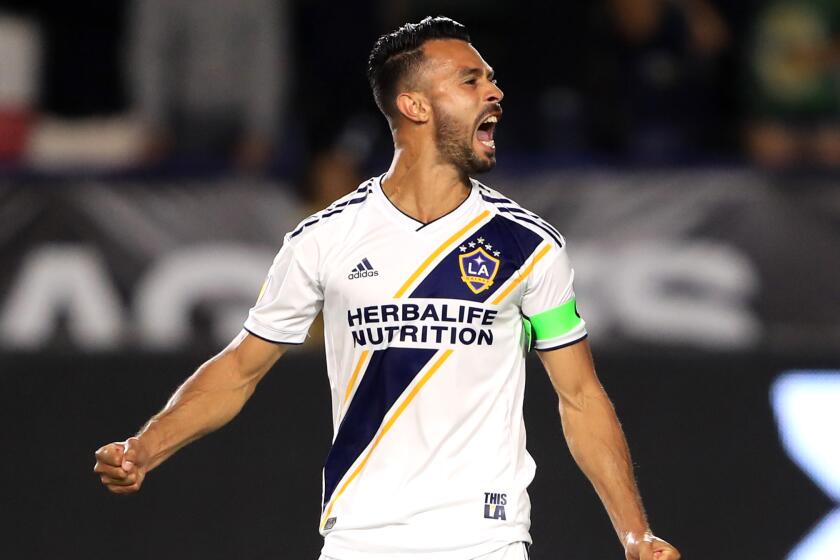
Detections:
242,319,308,344
321,529,532,560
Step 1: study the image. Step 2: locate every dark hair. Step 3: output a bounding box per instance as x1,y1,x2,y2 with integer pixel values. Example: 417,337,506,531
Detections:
367,16,471,119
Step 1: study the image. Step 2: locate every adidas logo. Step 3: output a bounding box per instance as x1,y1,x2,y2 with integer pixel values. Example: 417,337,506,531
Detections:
348,258,379,280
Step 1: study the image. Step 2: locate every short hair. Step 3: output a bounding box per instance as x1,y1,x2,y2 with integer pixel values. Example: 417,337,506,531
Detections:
367,16,471,119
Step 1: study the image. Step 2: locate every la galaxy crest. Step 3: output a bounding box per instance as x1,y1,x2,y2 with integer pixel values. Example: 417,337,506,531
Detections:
458,237,501,295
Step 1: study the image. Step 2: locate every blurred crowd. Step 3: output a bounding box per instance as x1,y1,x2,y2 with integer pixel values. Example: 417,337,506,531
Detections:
0,0,839,199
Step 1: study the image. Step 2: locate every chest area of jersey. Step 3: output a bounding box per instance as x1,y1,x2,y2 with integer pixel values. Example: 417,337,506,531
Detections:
326,213,543,307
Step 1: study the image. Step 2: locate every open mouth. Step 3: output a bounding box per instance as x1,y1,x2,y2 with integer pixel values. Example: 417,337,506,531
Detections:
475,114,498,150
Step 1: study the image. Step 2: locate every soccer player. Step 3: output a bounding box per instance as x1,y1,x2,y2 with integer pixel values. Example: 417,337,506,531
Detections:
94,17,681,560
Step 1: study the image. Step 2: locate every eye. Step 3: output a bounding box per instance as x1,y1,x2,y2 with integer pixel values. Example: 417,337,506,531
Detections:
464,78,478,86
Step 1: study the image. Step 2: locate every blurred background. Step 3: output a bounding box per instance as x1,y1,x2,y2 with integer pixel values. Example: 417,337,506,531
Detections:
0,0,838,558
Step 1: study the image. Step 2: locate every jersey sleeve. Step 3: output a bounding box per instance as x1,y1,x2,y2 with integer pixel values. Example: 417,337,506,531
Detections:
521,243,587,351
243,235,323,344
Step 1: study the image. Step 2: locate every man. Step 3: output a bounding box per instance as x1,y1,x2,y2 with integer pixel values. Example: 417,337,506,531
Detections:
95,17,681,560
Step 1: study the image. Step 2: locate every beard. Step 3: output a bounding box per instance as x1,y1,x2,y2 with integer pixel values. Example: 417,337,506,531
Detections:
433,105,495,175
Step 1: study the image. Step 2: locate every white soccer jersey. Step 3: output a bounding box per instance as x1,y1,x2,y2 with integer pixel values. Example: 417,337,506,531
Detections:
244,175,587,560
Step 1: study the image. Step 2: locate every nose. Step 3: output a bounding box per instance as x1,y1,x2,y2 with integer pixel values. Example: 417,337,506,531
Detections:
486,81,503,103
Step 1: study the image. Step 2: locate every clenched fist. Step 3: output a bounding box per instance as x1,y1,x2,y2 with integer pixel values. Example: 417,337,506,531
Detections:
93,437,150,494
625,531,681,560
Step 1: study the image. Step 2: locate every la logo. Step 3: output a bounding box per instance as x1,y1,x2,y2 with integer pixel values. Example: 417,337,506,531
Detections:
459,247,500,295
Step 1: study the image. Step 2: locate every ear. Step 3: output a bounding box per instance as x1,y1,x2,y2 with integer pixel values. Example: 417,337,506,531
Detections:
395,92,430,124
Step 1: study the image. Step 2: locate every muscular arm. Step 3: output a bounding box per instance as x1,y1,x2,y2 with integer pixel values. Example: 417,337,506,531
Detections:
138,331,287,470
538,340,679,559
539,339,647,544
94,332,288,492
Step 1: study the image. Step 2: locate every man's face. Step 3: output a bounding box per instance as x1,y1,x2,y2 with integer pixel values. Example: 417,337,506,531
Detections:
418,39,504,174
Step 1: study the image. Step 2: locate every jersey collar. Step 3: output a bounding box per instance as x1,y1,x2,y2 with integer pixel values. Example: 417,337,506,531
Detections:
373,174,480,233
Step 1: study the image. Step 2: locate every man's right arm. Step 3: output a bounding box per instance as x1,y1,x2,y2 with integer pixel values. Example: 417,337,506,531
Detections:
93,331,288,494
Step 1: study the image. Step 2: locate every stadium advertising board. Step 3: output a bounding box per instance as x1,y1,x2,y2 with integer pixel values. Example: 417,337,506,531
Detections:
0,170,837,353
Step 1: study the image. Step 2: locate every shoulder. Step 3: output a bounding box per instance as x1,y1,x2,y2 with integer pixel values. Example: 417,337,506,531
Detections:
472,179,566,249
285,177,376,245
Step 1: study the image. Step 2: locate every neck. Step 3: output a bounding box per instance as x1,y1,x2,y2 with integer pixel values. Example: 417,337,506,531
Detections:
381,139,472,224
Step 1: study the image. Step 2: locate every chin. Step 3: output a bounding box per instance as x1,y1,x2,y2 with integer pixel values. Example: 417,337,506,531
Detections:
477,159,496,174
468,139,497,173
470,151,496,174
447,140,497,175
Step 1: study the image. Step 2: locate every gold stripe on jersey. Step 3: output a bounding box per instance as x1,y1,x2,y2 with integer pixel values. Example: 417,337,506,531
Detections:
490,243,552,305
320,348,454,529
255,276,270,304
342,350,370,410
393,210,491,298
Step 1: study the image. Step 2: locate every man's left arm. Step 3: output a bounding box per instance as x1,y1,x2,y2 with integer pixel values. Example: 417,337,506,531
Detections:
538,339,681,560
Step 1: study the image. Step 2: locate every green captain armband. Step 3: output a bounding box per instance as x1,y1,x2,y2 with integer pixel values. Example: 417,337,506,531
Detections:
523,317,534,352
528,299,582,341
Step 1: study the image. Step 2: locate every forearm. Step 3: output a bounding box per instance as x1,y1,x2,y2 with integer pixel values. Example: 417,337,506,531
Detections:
136,339,272,471
560,387,648,545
